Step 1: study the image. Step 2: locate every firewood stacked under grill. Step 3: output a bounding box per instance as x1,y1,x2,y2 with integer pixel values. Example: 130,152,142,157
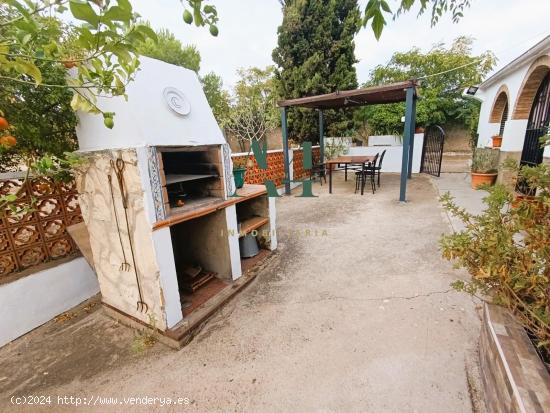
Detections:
179,264,216,293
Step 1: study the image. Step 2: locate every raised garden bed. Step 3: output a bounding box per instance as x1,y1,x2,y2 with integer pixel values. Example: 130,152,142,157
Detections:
480,303,550,412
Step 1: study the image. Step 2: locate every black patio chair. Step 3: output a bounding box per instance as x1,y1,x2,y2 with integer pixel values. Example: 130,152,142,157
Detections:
354,153,379,194
310,162,327,185
372,149,386,187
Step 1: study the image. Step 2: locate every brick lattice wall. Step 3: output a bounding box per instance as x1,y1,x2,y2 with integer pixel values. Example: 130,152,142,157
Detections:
233,147,321,185
232,151,286,186
0,176,82,278
293,147,321,180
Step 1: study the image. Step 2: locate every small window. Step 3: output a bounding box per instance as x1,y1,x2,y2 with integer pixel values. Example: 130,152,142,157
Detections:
499,102,508,136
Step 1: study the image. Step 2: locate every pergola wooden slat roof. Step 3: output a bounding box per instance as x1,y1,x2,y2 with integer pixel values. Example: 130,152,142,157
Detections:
278,80,417,109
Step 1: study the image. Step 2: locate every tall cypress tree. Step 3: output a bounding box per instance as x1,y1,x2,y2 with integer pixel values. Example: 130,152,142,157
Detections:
272,0,360,142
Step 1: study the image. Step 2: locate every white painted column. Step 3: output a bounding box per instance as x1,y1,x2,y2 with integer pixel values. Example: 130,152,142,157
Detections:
268,197,278,251
501,119,529,152
152,228,183,328
225,205,242,280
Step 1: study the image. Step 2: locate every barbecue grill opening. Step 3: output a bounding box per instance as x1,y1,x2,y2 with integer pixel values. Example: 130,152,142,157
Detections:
170,209,232,313
158,146,224,216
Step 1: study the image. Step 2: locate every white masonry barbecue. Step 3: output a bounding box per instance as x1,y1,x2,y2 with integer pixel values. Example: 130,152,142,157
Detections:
74,57,277,341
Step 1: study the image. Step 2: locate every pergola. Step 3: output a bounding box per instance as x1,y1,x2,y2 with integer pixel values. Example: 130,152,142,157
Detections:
278,80,418,202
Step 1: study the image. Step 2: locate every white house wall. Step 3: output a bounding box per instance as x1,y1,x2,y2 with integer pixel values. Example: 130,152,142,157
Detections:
475,46,550,188
476,63,532,148
348,133,424,173
0,257,99,347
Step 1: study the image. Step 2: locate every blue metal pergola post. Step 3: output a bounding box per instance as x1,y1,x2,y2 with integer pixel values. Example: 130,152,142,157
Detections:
318,110,325,165
407,94,417,179
281,107,291,195
399,86,415,202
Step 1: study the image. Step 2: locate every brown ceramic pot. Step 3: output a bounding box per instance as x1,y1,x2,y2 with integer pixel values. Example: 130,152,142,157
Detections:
491,135,502,148
471,172,497,189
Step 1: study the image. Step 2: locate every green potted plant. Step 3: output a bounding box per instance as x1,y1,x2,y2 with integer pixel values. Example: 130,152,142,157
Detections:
470,147,499,189
233,158,247,189
440,161,550,368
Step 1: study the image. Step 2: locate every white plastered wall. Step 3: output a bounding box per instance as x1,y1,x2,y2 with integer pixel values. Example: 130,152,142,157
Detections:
0,257,99,347
476,53,550,151
347,133,424,173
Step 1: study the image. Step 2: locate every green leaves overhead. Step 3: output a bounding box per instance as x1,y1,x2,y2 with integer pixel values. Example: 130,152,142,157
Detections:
362,0,472,40
363,0,391,40
1,0,218,129
69,0,100,27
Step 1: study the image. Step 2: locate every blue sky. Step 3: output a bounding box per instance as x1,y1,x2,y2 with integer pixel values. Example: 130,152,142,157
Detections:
132,0,550,90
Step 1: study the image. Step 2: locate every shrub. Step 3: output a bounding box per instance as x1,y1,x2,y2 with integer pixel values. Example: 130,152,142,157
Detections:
440,162,550,354
471,147,499,173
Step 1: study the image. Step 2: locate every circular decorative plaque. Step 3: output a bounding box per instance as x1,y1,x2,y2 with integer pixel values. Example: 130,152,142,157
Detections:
163,87,191,116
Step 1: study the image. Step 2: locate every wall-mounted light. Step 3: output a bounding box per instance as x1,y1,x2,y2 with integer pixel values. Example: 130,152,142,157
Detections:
466,86,479,95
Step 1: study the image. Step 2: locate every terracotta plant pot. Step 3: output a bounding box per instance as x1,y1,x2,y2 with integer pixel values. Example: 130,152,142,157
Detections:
511,193,548,219
415,126,425,133
491,135,502,148
471,172,497,189
511,193,535,209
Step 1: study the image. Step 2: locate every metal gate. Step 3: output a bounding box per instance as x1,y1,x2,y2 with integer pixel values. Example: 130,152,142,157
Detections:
517,72,550,195
420,125,445,177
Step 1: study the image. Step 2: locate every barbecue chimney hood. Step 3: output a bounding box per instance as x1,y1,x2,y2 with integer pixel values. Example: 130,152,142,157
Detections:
76,57,226,151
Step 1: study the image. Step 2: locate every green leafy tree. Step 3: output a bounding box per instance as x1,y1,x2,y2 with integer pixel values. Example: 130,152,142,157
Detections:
273,0,361,142
225,67,279,152
277,0,472,40
355,37,495,136
137,27,201,72
0,62,77,172
0,17,77,171
200,72,230,124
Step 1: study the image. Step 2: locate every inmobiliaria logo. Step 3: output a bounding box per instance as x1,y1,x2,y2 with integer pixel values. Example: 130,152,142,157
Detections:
230,140,316,198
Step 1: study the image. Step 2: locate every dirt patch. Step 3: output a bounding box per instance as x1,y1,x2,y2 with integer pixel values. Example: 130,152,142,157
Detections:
0,297,169,399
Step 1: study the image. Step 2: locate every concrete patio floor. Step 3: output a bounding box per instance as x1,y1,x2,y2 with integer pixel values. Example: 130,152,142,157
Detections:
0,173,485,413
431,172,488,232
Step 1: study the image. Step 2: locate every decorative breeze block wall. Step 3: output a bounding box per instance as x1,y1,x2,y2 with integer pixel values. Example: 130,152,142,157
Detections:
0,177,82,279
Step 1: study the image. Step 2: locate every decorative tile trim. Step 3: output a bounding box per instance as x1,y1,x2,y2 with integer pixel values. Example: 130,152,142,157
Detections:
222,143,235,196
146,146,165,221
